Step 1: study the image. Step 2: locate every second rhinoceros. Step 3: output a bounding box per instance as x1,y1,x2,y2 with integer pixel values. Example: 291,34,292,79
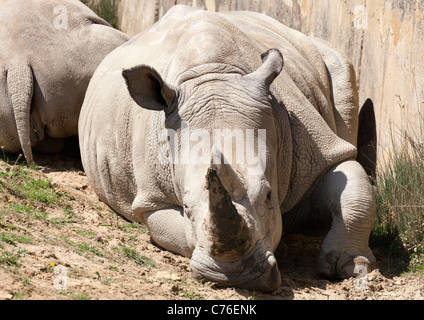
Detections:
79,6,376,292
0,0,129,164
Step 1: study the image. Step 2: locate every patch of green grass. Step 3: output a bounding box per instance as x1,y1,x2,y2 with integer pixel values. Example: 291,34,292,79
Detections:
81,0,119,29
1,165,75,225
178,289,204,300
101,277,113,285
0,250,20,267
35,211,50,221
75,242,103,257
18,276,31,286
0,232,32,245
119,222,148,234
164,277,204,300
121,246,155,268
48,215,79,228
374,119,424,271
71,228,97,239
72,292,91,300
0,166,67,206
21,178,62,205
408,253,424,274
118,221,149,243
12,292,27,300
10,203,34,215
107,265,119,272
1,147,8,163
60,236,103,257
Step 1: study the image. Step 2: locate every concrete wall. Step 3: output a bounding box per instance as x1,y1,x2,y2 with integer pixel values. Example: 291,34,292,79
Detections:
116,0,424,164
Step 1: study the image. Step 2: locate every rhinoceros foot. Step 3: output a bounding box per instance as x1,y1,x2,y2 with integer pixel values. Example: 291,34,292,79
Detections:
317,248,376,279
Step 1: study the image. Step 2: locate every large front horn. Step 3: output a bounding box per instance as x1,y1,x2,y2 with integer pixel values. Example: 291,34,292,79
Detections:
205,168,251,260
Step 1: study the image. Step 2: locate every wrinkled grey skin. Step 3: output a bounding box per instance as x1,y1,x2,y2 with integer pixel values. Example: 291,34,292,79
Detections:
79,6,376,292
0,0,128,164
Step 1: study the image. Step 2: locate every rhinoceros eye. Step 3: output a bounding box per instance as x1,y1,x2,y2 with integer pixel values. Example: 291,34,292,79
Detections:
266,191,272,201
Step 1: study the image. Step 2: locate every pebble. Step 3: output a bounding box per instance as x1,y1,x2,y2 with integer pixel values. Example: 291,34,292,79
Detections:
0,291,13,300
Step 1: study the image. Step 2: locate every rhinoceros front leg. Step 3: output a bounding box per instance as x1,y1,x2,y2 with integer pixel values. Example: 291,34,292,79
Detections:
143,207,193,258
314,160,376,278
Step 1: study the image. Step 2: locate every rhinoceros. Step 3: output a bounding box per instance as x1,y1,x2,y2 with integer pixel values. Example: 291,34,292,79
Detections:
0,0,129,164
79,5,376,292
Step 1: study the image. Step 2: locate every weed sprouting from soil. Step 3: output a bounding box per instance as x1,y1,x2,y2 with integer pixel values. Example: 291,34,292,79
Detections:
81,0,119,29
373,118,424,273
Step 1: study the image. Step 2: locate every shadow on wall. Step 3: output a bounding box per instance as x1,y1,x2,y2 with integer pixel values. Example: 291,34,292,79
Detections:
357,99,377,179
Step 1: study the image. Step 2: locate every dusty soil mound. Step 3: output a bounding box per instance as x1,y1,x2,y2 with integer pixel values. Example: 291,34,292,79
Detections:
0,153,423,300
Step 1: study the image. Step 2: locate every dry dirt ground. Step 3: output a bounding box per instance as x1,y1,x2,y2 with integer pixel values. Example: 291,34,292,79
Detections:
0,151,423,301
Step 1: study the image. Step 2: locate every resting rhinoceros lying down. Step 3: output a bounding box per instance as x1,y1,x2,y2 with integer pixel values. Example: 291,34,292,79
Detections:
0,0,129,165
79,5,376,292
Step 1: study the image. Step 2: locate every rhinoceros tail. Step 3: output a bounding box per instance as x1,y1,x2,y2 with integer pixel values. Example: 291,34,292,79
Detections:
6,64,34,165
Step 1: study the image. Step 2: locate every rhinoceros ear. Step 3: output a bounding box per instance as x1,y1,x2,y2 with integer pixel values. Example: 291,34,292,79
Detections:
122,65,178,114
244,49,284,90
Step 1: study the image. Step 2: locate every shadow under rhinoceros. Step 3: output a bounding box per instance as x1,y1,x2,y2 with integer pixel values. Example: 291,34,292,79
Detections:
357,98,377,180
2,136,84,173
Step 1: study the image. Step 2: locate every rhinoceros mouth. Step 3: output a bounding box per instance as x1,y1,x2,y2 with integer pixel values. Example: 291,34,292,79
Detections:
189,240,281,292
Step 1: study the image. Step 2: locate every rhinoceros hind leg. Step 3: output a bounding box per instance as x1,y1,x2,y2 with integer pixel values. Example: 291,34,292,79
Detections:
312,160,376,279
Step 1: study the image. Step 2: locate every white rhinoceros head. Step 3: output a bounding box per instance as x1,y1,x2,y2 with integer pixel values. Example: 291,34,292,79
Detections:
123,49,285,292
